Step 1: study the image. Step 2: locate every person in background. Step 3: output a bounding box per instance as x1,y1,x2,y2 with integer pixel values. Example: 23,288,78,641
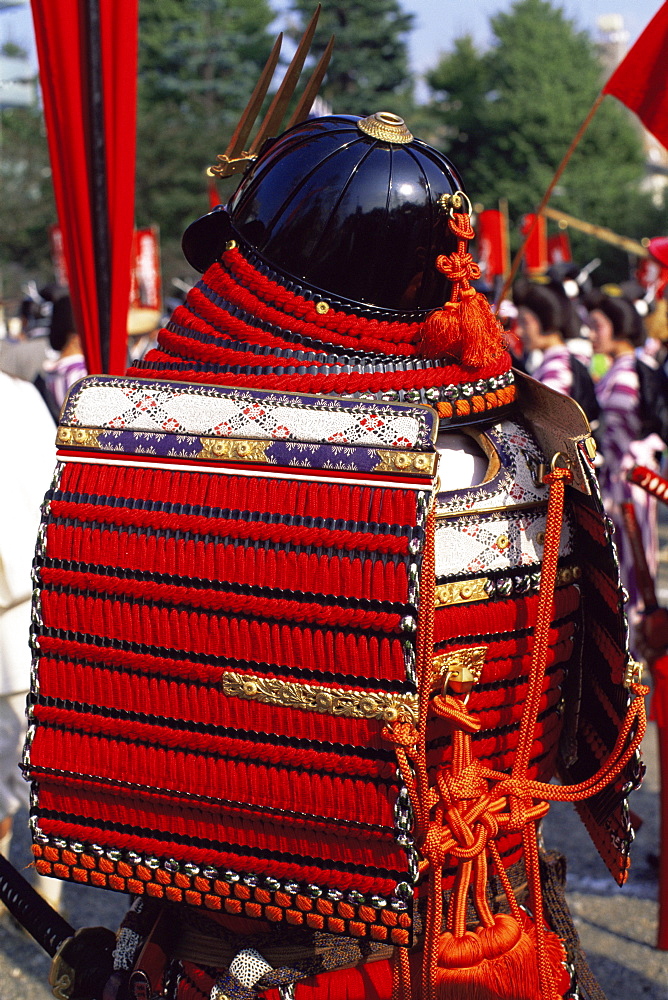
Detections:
0,371,61,909
587,290,664,631
513,279,599,423
40,293,87,417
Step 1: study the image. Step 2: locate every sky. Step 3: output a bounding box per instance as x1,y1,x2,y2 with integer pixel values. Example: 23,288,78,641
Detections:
0,1,665,80
404,1,664,77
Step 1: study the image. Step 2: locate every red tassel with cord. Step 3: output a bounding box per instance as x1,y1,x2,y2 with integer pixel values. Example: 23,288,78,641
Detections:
419,209,506,365
434,912,569,1000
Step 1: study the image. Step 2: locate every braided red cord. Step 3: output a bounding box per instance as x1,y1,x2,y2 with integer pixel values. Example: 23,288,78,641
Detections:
223,248,421,342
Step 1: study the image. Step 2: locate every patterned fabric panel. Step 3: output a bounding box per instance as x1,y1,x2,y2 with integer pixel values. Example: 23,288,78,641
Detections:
434,419,574,578
26,460,431,943
60,377,438,448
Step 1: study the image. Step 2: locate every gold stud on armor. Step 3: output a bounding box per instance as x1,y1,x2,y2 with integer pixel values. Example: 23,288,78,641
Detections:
357,112,414,144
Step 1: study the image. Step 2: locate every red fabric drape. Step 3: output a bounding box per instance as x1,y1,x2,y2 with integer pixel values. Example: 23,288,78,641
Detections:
603,1,668,152
31,0,138,375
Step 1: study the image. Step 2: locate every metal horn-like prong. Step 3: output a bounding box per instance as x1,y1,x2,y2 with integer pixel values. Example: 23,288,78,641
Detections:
207,33,283,177
249,3,322,154
285,33,335,131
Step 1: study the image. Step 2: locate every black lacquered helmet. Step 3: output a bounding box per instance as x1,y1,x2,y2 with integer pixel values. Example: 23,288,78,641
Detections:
183,113,465,316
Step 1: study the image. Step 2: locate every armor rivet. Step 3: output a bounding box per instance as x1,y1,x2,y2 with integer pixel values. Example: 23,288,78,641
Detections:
225,240,237,251
315,301,330,315
236,442,251,456
496,534,510,551
459,584,473,599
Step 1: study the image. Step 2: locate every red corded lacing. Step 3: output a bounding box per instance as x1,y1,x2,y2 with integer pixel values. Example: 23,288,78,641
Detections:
48,500,410,554
384,465,648,1000
222,247,421,345
40,565,404,632
130,243,515,411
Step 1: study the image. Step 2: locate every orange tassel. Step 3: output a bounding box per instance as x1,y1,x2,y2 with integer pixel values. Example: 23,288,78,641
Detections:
458,288,507,367
419,301,463,360
434,914,568,1000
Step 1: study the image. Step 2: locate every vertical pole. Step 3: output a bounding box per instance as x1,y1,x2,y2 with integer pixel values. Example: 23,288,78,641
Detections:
84,0,111,372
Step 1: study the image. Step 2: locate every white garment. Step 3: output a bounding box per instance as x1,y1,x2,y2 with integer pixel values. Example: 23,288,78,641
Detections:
436,430,489,491
0,372,56,694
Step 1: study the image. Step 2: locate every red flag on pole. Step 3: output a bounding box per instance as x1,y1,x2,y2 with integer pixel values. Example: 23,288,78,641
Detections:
476,210,508,285
547,231,571,266
31,1,138,375
520,213,547,274
603,1,668,151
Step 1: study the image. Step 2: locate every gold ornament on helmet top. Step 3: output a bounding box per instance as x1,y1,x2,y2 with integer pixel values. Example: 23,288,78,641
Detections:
357,112,413,144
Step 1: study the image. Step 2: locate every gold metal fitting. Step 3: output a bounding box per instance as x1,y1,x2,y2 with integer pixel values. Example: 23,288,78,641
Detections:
550,451,572,472
357,112,414,144
437,189,473,218
623,658,643,689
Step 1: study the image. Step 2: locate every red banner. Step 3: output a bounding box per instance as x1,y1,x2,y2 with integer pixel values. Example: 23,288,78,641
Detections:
130,227,162,312
636,250,668,301
48,225,68,288
603,1,668,151
520,213,548,274
476,210,508,285
547,231,572,266
31,0,138,375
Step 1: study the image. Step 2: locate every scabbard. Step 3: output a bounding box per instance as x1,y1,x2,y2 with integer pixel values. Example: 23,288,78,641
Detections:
620,501,658,611
0,851,73,956
627,464,668,505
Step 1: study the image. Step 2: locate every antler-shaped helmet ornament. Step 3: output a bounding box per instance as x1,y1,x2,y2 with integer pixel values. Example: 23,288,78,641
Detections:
207,4,334,179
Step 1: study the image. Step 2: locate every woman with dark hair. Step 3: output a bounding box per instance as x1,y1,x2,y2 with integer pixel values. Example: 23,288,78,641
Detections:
41,293,87,415
588,290,664,625
513,279,598,420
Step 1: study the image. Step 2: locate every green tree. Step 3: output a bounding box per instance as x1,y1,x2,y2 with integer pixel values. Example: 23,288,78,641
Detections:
420,0,654,280
288,0,415,118
136,0,276,280
0,104,56,287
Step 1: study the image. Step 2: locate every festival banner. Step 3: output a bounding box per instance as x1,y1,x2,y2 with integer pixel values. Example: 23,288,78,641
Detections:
547,231,572,266
603,1,668,151
520,213,548,274
476,209,508,285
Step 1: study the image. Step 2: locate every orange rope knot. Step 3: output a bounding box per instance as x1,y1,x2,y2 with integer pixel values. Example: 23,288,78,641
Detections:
432,693,482,732
436,760,487,805
435,250,480,285
448,212,475,241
